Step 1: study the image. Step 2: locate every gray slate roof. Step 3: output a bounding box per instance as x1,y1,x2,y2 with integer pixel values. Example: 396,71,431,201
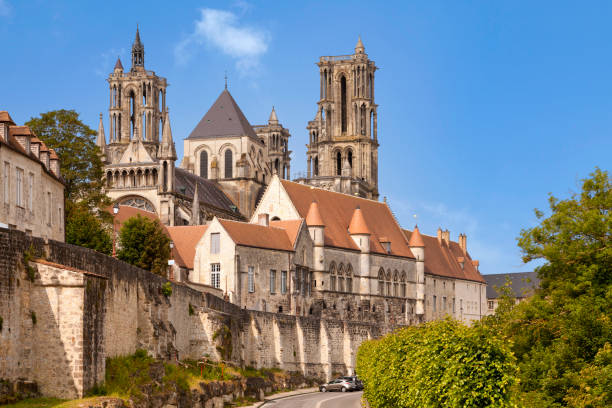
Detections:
187,89,259,141
484,272,540,299
174,168,240,216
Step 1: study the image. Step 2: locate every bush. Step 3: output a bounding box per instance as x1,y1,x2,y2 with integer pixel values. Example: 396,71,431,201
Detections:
356,319,517,408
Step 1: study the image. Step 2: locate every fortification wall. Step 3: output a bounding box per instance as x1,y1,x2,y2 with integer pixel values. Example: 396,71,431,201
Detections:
0,228,396,399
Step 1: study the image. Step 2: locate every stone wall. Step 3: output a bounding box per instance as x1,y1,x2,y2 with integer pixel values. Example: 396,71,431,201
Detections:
0,228,396,399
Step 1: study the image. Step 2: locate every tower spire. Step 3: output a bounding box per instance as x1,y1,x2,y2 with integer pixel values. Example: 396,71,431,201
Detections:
159,109,177,160
131,25,145,69
190,183,200,225
268,106,278,124
96,113,106,156
355,36,365,54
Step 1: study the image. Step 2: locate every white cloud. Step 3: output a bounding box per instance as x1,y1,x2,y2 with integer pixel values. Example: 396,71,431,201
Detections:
0,0,12,17
175,7,270,74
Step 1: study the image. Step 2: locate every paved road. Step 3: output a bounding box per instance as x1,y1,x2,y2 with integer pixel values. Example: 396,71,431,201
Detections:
262,391,363,408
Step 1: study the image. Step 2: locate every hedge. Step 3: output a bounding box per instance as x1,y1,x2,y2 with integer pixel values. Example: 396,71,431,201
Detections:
356,319,517,408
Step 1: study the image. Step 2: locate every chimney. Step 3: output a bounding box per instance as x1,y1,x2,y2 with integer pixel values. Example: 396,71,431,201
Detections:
443,229,450,245
258,213,269,227
472,260,480,271
437,227,443,245
459,233,467,254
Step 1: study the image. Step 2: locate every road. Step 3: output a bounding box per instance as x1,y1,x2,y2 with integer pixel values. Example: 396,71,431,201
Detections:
262,390,363,408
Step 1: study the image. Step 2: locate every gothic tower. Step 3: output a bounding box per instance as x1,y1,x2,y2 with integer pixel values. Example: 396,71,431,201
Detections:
104,27,168,165
298,37,379,200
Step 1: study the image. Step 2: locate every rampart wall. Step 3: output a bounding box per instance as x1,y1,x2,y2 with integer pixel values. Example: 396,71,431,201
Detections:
0,228,396,399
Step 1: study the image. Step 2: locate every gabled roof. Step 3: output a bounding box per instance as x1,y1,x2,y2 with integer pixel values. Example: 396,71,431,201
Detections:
280,180,414,258
484,272,540,299
113,205,159,231
0,111,15,124
187,89,259,141
403,229,485,283
269,219,303,247
219,219,294,251
174,168,241,217
119,137,155,163
165,225,208,269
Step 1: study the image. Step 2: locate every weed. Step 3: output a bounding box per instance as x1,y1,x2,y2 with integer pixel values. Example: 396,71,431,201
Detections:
161,282,172,297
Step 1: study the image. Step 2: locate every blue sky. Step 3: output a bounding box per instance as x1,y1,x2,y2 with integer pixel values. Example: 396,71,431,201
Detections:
1,1,610,274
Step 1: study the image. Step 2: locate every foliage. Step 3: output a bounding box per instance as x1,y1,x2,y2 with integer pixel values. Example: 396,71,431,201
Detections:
25,110,107,207
486,168,612,407
161,282,172,297
356,319,517,408
117,215,171,276
64,201,112,255
23,245,38,282
1,398,65,408
213,323,233,361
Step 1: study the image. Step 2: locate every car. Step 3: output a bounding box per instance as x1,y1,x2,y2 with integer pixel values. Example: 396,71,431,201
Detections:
319,377,358,392
342,375,363,391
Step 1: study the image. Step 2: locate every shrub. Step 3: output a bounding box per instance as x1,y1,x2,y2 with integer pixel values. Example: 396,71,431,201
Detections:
356,319,517,408
161,282,172,297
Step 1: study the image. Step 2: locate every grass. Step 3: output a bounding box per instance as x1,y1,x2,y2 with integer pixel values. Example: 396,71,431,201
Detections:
1,397,126,408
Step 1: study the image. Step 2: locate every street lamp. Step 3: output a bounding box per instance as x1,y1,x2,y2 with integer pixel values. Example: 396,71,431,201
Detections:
112,203,119,257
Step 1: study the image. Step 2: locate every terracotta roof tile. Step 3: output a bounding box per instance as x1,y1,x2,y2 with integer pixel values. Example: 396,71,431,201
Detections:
8,125,33,137
269,219,303,247
403,229,485,283
165,225,208,269
408,225,425,247
348,206,371,235
49,149,59,160
0,111,15,124
281,180,414,258
113,205,159,231
305,201,324,226
219,219,294,251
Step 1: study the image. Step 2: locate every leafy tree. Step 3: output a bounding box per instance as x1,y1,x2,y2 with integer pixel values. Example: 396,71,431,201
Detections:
356,319,517,408
65,201,112,255
25,109,109,209
488,168,611,407
118,215,171,276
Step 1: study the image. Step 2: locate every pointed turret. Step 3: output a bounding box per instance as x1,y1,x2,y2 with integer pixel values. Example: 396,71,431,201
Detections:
190,183,201,225
306,201,324,227
114,57,124,72
408,225,425,247
96,113,106,158
159,109,177,160
355,36,365,54
348,206,370,235
131,26,145,69
268,106,278,125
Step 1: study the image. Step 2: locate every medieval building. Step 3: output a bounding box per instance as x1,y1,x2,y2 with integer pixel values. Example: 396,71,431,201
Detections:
97,31,487,324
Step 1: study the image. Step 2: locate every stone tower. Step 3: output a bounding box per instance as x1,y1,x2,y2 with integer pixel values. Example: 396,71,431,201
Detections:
104,27,168,165
297,37,379,200
253,107,292,180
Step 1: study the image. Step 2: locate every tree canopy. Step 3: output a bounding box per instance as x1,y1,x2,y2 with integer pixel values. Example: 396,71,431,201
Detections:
118,215,171,276
486,168,611,407
65,201,112,255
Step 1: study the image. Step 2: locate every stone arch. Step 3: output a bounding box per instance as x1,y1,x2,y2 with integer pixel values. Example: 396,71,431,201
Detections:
106,171,113,188
400,271,407,297
224,149,233,178
346,264,353,294
345,147,354,170
378,268,385,296
334,149,342,176
198,148,209,179
386,269,392,296
393,270,399,297
340,74,347,133
117,195,156,213
329,261,337,291
313,156,319,176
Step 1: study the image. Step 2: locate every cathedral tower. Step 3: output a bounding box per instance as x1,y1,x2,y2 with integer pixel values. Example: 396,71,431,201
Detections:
297,37,379,200
104,27,168,165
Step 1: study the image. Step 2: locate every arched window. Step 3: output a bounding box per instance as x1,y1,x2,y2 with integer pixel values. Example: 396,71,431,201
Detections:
393,271,399,297
129,91,136,140
346,265,353,294
275,158,280,174
386,270,392,296
338,264,345,293
200,151,208,179
401,271,407,298
340,75,347,133
224,149,233,178
336,151,342,176
347,149,353,169
106,171,113,188
378,269,385,296
314,156,319,176
370,111,375,140
360,104,366,135
330,262,337,291
162,161,168,192
152,168,158,186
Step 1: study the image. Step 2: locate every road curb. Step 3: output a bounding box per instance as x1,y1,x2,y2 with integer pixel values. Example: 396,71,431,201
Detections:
249,388,319,407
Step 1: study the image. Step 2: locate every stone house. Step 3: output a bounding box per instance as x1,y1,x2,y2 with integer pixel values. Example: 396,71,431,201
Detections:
0,111,64,241
484,272,539,315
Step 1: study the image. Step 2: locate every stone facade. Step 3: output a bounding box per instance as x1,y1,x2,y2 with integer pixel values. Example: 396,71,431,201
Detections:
0,112,64,241
296,38,379,200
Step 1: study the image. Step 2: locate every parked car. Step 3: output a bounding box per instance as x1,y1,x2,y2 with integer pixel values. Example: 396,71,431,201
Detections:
319,377,358,392
342,375,363,391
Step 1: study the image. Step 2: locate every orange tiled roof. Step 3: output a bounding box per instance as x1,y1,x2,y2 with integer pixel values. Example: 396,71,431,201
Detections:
8,125,32,136
0,111,15,124
280,180,414,258
219,219,294,251
49,149,59,160
305,201,324,226
113,205,159,231
408,225,425,247
165,225,208,269
348,207,371,235
403,229,485,283
269,219,303,247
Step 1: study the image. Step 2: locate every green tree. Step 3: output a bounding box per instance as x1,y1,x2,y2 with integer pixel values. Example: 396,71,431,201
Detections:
489,168,611,407
118,215,171,276
356,319,517,408
65,201,112,255
25,109,108,209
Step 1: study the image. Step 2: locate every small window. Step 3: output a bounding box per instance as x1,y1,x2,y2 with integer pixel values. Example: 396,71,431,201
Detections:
210,263,221,288
248,266,255,293
433,295,437,312
210,233,220,254
16,168,23,207
443,296,447,311
488,300,494,310
270,270,276,294
281,270,287,294
4,162,10,204
453,297,456,313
